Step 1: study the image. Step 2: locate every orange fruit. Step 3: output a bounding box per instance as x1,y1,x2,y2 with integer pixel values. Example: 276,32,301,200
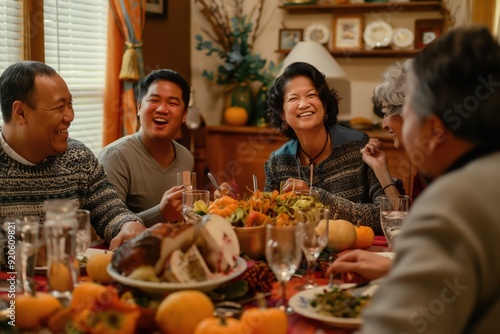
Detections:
86,251,114,284
47,261,75,293
71,281,109,312
16,292,62,330
155,290,215,334
240,307,288,334
47,306,73,333
224,106,248,126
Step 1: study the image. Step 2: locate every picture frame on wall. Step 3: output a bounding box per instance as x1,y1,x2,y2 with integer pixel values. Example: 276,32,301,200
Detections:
332,15,364,51
146,0,167,19
414,19,443,49
279,28,303,51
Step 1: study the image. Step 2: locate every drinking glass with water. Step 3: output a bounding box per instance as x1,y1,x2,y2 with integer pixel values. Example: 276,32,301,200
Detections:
379,195,409,251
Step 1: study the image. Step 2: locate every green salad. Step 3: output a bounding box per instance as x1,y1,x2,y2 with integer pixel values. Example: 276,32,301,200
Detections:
310,287,371,318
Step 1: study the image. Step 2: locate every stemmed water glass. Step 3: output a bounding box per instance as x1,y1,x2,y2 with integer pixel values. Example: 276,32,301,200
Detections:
265,224,303,313
296,207,329,290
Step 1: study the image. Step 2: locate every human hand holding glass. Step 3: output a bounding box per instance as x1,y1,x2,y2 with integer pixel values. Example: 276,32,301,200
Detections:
296,207,329,290
265,224,303,313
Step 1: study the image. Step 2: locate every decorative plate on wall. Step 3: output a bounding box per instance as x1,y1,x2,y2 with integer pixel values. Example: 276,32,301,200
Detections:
392,28,414,49
363,21,393,49
304,24,330,45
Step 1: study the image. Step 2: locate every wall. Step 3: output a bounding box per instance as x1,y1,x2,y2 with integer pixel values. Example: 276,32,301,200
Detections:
143,1,191,80
190,0,442,125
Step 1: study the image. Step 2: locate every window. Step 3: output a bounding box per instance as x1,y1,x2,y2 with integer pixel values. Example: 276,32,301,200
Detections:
44,0,108,153
0,0,23,90
0,1,107,154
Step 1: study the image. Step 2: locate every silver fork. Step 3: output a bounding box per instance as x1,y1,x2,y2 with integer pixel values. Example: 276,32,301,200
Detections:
327,255,338,289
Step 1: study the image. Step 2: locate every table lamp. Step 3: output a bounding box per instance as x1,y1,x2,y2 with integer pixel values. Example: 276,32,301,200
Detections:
279,40,351,116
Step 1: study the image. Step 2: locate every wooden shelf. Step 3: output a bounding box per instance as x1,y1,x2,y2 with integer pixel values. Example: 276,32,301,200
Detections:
279,1,443,14
276,48,420,58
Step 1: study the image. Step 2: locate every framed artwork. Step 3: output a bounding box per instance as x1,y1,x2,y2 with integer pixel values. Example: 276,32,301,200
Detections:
146,0,167,19
304,23,330,45
332,15,363,50
414,19,443,49
279,28,303,51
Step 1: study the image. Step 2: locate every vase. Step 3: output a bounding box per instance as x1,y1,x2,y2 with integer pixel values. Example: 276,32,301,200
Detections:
222,82,253,125
252,84,269,127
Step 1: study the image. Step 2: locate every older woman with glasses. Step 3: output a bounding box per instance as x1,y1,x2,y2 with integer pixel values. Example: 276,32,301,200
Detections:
362,59,425,201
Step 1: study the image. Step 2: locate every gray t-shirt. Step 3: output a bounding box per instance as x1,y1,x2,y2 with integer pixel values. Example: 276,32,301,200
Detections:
98,132,194,226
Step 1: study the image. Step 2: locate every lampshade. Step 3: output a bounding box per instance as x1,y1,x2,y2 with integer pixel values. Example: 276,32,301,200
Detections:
279,40,346,78
278,41,351,116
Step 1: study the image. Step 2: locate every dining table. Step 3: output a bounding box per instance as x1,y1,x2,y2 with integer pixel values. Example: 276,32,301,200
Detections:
0,240,389,334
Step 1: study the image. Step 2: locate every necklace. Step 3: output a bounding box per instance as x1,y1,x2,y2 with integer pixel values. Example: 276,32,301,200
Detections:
299,131,330,167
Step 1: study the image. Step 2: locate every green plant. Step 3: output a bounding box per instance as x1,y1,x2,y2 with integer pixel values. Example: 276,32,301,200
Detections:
194,0,279,86
195,16,266,85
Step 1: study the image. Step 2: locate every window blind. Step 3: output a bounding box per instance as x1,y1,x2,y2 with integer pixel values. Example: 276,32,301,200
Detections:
44,0,108,154
0,0,23,122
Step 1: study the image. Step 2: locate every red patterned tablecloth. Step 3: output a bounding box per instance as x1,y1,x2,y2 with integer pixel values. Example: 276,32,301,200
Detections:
2,241,390,333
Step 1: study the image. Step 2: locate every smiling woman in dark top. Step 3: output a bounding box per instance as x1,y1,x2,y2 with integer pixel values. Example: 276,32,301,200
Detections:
264,62,384,235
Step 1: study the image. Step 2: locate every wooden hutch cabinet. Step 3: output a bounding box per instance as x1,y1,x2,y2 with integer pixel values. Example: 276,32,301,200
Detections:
205,126,414,199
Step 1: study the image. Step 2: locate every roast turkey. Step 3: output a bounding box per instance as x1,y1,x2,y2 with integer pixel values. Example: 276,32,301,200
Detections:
111,214,240,283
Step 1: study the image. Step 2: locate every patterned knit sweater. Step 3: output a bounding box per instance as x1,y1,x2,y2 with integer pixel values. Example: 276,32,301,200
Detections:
0,138,140,265
264,124,384,235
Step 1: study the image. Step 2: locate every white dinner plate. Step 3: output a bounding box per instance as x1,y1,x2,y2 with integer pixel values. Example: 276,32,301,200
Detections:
107,257,247,294
304,24,330,44
363,21,393,49
289,284,376,329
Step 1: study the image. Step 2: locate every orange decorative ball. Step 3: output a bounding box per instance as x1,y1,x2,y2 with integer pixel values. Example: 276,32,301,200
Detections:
224,106,248,126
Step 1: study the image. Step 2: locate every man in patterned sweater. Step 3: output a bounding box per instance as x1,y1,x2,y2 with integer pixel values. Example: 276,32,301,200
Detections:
0,61,145,266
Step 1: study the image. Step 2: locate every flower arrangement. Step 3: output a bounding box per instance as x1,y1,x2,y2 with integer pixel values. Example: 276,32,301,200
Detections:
194,0,279,87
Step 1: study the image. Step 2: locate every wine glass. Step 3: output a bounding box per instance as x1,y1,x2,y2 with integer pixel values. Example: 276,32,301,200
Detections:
265,224,303,313
296,207,329,290
182,190,210,224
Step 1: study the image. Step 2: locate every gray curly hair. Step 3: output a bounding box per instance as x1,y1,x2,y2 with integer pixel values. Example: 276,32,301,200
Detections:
372,59,414,116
